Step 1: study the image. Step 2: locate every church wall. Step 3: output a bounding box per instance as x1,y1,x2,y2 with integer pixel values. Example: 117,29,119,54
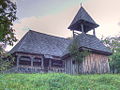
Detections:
65,53,110,74
83,53,110,74
8,52,110,74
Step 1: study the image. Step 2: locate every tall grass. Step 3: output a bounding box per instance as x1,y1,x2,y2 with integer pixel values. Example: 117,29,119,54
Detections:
0,73,120,90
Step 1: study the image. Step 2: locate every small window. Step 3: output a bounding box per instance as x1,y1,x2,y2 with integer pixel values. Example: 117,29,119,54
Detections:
51,59,63,67
34,58,41,62
33,62,41,67
20,56,31,61
44,59,49,68
19,56,31,66
19,60,31,66
33,57,42,67
72,60,75,64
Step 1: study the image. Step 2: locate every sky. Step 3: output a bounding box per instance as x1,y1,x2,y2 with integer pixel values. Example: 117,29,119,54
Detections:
7,0,120,51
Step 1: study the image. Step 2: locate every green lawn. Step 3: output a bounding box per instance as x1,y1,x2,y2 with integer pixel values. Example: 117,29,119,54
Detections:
0,73,120,90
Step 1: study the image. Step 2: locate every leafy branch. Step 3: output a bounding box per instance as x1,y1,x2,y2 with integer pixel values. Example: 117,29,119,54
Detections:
69,40,90,64
0,45,14,72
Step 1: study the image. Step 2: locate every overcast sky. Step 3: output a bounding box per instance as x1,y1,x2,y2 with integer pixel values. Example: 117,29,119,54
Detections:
7,0,120,51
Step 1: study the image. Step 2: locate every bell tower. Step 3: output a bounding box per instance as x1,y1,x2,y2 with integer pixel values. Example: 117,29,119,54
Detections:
68,6,99,37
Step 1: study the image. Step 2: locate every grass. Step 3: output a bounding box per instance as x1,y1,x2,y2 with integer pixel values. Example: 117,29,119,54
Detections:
0,73,120,90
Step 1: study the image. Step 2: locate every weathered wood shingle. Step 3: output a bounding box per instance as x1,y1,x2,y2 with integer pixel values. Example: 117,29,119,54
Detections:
10,30,112,57
68,6,99,33
10,30,71,57
75,34,112,55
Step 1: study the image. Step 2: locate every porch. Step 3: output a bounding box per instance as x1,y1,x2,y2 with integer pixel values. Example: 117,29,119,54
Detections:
14,53,65,73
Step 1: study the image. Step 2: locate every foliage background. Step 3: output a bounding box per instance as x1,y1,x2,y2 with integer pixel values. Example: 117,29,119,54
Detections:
0,0,17,72
102,35,120,73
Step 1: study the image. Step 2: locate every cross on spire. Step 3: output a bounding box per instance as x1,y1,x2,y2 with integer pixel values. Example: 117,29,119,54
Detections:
80,3,82,7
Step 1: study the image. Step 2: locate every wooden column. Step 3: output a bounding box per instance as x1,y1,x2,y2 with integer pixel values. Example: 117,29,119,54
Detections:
93,29,96,36
30,56,34,67
49,59,51,69
17,55,21,67
73,30,75,38
41,57,44,69
81,24,84,34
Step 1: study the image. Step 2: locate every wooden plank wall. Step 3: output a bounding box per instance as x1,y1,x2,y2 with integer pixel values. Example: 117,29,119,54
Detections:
65,53,110,74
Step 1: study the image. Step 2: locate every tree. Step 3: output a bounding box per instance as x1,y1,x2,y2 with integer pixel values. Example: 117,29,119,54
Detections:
0,0,17,72
0,0,17,46
102,36,120,52
0,47,14,72
69,40,90,74
102,35,120,73
110,53,120,73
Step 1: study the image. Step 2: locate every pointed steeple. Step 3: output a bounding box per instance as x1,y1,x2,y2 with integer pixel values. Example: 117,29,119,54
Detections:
68,6,99,33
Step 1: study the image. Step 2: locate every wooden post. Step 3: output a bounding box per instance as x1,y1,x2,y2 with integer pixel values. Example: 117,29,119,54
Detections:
93,29,96,36
81,24,84,34
16,55,21,72
41,57,44,69
73,30,75,38
17,55,20,67
30,56,34,67
49,59,51,71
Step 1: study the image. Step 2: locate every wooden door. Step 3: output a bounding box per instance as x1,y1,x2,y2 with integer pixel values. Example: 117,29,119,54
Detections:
44,58,49,72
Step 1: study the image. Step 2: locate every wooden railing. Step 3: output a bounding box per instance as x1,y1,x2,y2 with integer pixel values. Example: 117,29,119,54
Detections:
48,67,65,73
16,65,65,73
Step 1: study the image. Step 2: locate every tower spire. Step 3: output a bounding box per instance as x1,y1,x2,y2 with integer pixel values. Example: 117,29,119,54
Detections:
68,6,99,33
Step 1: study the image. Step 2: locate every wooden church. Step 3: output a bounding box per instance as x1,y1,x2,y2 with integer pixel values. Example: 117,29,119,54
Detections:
9,6,112,74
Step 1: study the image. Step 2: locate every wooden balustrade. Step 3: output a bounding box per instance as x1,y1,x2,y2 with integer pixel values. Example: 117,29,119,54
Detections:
17,65,65,73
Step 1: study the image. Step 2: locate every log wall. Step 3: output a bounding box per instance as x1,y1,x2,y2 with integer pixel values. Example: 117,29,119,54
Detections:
65,53,110,74
9,52,110,74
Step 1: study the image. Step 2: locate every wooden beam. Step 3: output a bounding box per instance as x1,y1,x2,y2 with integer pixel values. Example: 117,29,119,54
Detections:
49,59,51,69
30,56,34,67
93,29,96,36
73,30,75,38
81,24,84,34
17,55,21,67
41,56,44,69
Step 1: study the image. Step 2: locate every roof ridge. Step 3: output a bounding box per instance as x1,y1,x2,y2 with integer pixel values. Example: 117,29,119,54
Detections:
29,30,70,40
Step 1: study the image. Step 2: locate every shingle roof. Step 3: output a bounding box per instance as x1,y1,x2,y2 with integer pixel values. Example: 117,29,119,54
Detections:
75,34,112,55
9,30,71,57
10,30,112,57
68,7,99,33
